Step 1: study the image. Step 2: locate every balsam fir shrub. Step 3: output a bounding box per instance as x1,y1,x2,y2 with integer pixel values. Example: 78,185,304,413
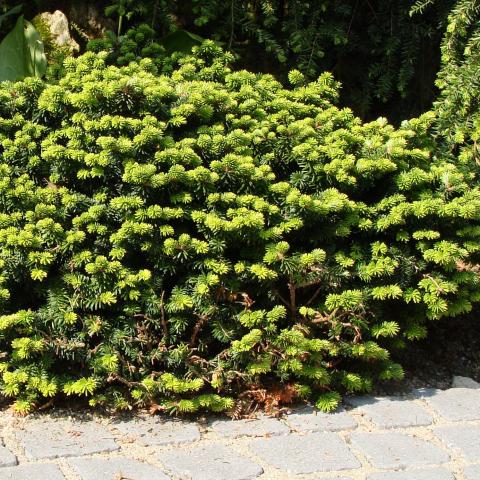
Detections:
0,42,479,415
87,24,168,70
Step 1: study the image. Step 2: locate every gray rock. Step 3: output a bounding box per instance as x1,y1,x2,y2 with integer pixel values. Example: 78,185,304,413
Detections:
349,432,450,469
211,416,290,438
464,464,480,480
15,419,119,460
37,11,79,52
285,406,357,432
0,464,65,479
157,443,263,480
112,416,200,446
250,432,361,474
0,443,17,468
414,388,480,421
347,396,432,428
434,425,480,461
69,457,169,480
63,2,115,38
367,468,454,480
452,375,480,389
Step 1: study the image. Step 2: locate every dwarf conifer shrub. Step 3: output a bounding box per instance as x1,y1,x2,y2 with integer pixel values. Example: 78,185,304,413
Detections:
87,24,167,70
0,43,479,414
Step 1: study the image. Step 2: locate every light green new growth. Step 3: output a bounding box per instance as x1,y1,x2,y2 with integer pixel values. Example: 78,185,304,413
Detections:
0,42,478,414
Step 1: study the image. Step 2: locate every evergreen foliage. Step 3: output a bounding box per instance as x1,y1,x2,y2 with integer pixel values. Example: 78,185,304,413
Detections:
87,23,167,70
427,0,480,155
92,0,451,119
0,0,456,120
412,0,480,200
0,44,479,414
173,0,447,118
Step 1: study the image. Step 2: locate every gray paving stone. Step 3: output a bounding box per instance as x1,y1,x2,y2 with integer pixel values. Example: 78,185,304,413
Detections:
285,406,357,432
414,388,480,421
250,432,361,474
69,457,169,480
112,416,200,446
434,425,480,461
157,443,263,480
349,432,450,469
15,419,119,460
346,396,391,408
0,463,65,479
347,397,432,428
0,443,16,468
464,465,480,480
367,468,455,480
211,416,290,438
312,478,354,480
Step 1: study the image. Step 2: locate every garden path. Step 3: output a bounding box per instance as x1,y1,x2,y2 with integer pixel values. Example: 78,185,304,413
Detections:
0,382,480,479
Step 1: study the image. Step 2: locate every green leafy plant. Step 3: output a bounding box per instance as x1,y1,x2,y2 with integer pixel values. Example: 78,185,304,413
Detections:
161,28,204,55
0,14,46,82
105,0,152,36
0,44,479,415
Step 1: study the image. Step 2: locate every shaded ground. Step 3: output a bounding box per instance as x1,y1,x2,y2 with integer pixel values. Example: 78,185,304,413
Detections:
379,314,480,394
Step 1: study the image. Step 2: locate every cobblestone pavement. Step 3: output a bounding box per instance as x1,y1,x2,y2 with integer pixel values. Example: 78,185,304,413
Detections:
1,383,480,480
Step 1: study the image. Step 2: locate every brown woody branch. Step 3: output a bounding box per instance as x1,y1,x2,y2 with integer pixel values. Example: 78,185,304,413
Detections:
189,314,209,347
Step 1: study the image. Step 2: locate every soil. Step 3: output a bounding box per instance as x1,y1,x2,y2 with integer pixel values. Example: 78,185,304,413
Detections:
373,312,480,395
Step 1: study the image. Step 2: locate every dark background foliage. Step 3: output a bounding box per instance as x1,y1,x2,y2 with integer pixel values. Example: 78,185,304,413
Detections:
0,0,456,122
